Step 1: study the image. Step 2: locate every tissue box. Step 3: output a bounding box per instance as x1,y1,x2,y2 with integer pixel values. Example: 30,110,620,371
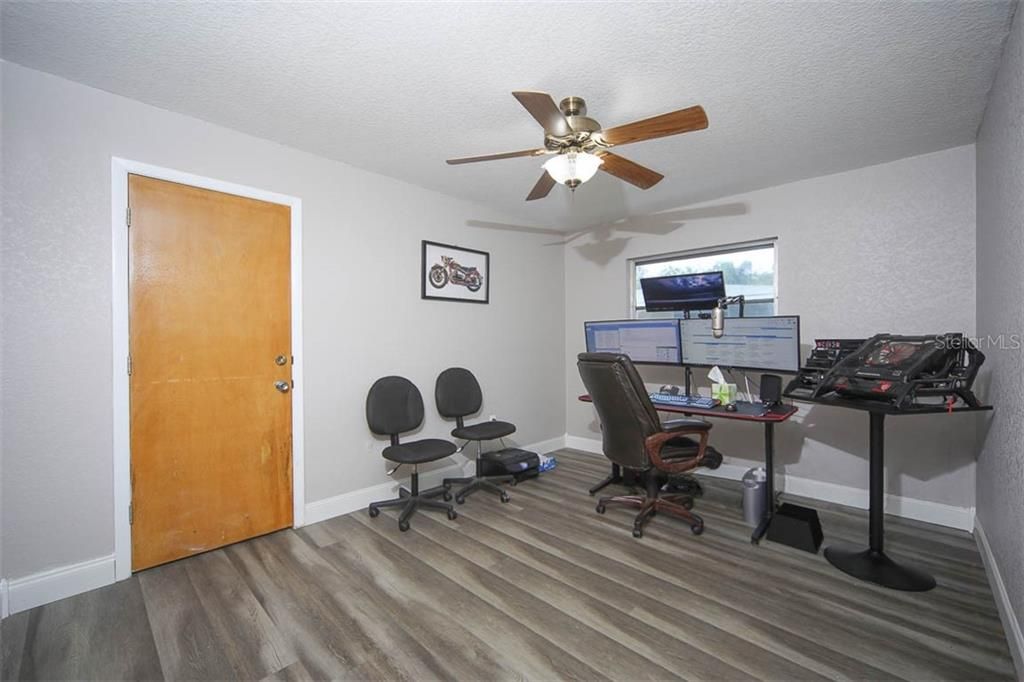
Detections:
712,383,737,404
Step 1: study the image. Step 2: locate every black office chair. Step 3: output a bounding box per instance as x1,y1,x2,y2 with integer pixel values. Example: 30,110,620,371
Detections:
366,376,458,531
437,367,515,505
577,352,723,538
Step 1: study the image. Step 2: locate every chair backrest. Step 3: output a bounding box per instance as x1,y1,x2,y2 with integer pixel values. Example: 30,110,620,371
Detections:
577,352,662,469
435,367,483,420
366,376,424,437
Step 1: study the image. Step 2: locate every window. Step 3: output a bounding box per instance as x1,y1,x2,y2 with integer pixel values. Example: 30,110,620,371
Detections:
632,241,776,319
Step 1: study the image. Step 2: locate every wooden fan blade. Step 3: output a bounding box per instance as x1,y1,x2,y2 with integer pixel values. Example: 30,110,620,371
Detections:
446,148,546,165
599,105,708,146
598,152,664,189
526,172,556,201
512,91,571,137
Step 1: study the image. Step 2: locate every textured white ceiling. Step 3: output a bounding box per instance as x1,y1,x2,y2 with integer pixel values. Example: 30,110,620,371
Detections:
2,1,1015,230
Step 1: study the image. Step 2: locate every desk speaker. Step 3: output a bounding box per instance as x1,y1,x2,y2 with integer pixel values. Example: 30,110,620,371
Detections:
760,374,783,405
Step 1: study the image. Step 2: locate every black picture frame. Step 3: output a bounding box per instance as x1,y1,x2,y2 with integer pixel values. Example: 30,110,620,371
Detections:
421,240,490,304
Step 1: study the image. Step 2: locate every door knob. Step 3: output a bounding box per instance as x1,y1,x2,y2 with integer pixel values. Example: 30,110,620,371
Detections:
275,381,290,393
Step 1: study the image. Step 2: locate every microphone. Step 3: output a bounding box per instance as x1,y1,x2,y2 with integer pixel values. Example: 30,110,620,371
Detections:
711,304,725,338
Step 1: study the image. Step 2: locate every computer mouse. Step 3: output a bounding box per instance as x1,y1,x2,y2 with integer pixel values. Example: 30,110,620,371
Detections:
725,403,738,412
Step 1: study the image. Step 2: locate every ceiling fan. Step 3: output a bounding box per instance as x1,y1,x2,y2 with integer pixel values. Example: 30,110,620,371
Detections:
446,91,708,201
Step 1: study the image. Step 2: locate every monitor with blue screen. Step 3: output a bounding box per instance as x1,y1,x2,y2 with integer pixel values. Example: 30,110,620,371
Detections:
584,319,682,365
639,270,725,312
679,316,801,373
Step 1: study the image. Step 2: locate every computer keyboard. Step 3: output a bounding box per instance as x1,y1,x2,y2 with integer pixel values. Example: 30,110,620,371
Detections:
648,393,717,409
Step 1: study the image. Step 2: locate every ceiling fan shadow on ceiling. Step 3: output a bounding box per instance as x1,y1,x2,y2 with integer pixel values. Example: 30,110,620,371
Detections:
447,92,708,201
466,201,746,247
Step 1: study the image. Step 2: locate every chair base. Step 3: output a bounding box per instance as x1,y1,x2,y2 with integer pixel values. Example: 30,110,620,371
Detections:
442,474,511,505
595,473,704,538
368,471,456,532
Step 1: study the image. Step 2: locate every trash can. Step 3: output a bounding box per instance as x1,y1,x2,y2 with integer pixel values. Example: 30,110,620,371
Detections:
742,467,768,527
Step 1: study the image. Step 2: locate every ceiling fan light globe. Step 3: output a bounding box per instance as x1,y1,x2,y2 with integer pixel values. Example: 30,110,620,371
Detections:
543,151,603,187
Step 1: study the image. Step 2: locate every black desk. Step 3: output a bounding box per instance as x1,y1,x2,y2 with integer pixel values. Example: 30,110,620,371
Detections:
578,395,797,544
787,395,992,591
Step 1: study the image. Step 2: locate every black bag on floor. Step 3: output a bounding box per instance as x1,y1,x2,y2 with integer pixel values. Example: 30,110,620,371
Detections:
479,448,540,483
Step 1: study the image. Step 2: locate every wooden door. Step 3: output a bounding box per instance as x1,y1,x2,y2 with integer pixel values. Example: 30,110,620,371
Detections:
129,174,293,571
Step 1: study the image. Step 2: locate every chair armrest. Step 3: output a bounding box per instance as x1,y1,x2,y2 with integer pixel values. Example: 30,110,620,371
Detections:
661,418,712,433
645,428,709,474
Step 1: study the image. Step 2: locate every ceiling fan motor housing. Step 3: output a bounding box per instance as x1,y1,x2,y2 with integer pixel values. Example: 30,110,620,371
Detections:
544,96,603,151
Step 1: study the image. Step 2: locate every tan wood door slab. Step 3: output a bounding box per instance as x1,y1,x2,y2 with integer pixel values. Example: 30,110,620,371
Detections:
129,174,292,571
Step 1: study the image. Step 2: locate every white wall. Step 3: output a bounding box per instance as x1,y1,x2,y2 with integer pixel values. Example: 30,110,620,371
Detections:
0,62,566,581
976,0,1024,668
565,145,979,511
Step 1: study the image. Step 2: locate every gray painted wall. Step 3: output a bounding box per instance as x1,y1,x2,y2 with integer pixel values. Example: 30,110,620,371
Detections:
0,62,566,580
564,145,979,509
976,0,1024,660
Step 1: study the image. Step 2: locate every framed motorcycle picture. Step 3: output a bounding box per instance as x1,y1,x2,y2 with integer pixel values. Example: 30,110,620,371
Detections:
421,240,490,304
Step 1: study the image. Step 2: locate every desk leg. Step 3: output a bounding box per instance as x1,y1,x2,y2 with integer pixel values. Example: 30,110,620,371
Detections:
589,463,624,496
823,412,936,591
751,422,776,544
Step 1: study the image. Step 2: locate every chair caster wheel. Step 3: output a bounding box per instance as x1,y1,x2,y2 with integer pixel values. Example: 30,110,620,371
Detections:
595,503,606,514
455,496,466,505
691,521,704,535
442,491,452,501
398,520,410,532
447,509,458,521
368,506,379,518
632,527,643,538
500,493,510,503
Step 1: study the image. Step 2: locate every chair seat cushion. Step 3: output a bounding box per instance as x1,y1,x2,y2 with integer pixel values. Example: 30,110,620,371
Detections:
662,437,723,470
382,438,457,464
451,420,516,441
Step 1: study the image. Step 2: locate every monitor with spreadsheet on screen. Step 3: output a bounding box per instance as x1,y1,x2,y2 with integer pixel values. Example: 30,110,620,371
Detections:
584,319,682,365
679,316,801,373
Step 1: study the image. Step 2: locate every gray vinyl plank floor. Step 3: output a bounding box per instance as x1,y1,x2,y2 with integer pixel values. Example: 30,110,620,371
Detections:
2,448,1017,681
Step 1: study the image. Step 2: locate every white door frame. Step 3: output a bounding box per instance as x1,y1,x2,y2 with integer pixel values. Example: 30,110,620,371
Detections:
110,157,305,581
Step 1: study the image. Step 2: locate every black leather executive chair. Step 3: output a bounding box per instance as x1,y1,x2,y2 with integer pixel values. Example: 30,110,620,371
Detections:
437,367,515,505
366,376,458,531
577,352,723,538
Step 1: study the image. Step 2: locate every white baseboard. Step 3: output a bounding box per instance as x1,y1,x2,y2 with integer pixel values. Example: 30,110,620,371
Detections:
975,518,1024,679
564,434,601,453
304,462,466,526
6,554,116,616
304,435,567,527
565,435,975,531
1,578,9,618
527,435,568,455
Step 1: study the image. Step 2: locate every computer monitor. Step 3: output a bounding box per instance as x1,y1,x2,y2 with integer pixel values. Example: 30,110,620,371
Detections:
584,319,682,365
679,315,801,373
639,270,726,312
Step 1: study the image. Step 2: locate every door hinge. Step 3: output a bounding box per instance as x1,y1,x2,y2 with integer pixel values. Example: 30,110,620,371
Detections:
127,355,133,376
129,504,134,525
126,206,132,227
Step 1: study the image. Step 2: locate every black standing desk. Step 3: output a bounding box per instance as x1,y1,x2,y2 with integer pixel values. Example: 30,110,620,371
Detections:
787,395,992,591
578,395,797,544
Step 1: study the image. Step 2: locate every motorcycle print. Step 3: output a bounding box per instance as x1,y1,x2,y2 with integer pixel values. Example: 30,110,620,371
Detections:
429,255,483,292
422,240,490,304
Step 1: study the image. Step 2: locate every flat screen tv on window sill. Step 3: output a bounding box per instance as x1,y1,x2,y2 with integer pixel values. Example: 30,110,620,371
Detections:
639,270,726,312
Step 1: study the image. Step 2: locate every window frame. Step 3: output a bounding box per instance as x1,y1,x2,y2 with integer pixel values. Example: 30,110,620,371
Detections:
628,238,779,318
